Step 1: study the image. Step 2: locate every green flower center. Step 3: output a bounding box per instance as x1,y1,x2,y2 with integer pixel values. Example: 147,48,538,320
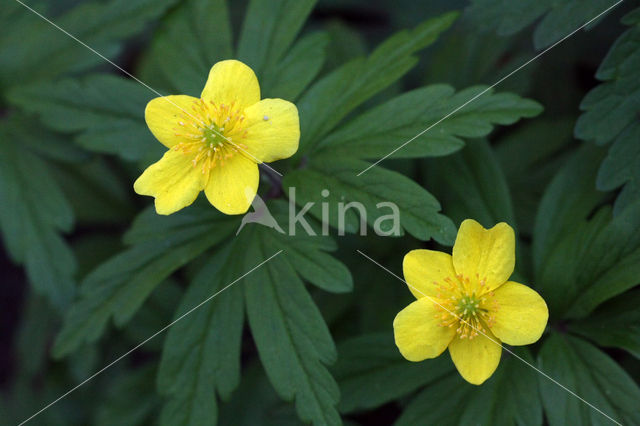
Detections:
171,99,249,175
455,294,482,320
202,125,226,146
433,275,499,340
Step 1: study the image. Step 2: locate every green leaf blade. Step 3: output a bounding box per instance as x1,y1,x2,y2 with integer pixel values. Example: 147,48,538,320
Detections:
538,334,640,426
244,235,340,425
53,207,237,357
157,244,245,426
8,74,159,162
297,12,459,152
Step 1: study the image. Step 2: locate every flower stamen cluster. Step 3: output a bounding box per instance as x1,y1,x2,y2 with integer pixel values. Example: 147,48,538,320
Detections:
171,100,250,176
433,275,499,339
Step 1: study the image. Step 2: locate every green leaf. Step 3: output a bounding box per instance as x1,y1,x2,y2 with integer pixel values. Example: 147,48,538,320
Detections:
569,290,640,359
244,225,341,426
536,191,640,318
121,279,182,353
565,200,640,318
263,216,353,293
538,334,640,426
496,119,575,234
53,205,237,357
0,113,88,163
8,74,160,162
237,0,317,77
532,144,606,276
15,295,58,378
141,0,233,95
427,139,516,229
333,332,454,414
599,122,640,212
297,11,459,152
322,21,368,72
52,158,134,225
575,8,640,145
575,9,640,211
261,31,329,100
320,85,542,160
0,0,181,88
396,348,541,426
468,0,617,49
283,153,456,245
95,365,159,426
157,242,245,426
424,23,535,93
0,121,76,309
219,362,300,426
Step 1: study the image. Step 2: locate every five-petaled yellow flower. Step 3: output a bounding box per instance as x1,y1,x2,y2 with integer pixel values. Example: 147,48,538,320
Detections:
393,219,548,385
134,60,300,215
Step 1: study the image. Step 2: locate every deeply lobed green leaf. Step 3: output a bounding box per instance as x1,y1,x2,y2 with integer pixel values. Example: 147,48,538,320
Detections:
575,8,640,212
0,0,181,90
297,11,459,152
319,85,542,160
538,334,640,426
8,74,159,162
0,119,76,309
467,0,618,49
396,348,541,426
53,205,237,357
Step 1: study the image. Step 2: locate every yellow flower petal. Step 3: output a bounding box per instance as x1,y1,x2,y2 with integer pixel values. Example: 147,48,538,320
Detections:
201,60,260,110
393,297,456,361
134,150,205,215
452,219,515,292
240,99,300,163
204,154,259,215
448,328,502,385
489,281,548,346
403,249,457,300
145,95,200,148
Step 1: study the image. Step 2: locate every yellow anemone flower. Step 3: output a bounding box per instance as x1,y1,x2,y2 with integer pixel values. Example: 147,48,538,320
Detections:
134,60,300,215
393,219,548,385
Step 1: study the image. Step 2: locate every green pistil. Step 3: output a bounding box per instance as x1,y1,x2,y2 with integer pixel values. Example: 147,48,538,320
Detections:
203,125,225,146
457,295,481,319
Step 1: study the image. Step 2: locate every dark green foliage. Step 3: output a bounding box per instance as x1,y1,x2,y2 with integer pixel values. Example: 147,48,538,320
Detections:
95,365,160,426
242,217,346,425
496,119,575,234
569,291,640,359
468,0,619,49
142,0,234,95
297,11,460,152
533,146,640,318
333,333,454,414
0,118,76,309
157,244,245,426
575,8,640,212
0,0,181,89
8,75,160,161
319,85,542,160
237,0,318,77
428,139,516,229
53,206,238,357
2,1,640,425
284,153,457,245
396,348,541,426
538,334,640,426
